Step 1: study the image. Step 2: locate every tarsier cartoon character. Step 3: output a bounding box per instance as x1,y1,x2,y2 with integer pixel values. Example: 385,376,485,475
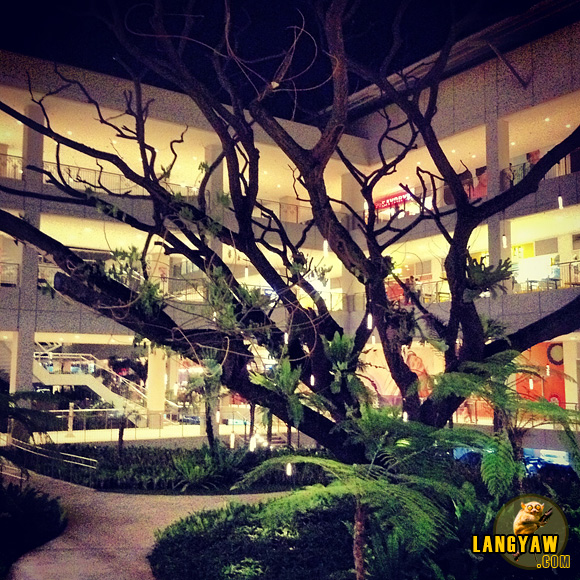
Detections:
513,501,553,561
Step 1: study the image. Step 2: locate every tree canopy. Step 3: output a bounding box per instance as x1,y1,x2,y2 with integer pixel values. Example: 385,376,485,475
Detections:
1,0,579,461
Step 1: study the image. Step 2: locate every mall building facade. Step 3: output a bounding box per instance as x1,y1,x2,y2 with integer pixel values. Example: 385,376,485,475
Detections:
0,1,580,442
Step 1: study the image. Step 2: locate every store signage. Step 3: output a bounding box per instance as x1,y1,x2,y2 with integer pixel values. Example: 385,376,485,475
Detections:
374,191,411,209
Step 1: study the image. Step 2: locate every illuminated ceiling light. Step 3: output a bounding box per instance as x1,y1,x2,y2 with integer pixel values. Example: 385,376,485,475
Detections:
367,313,373,329
112,140,117,144
544,117,550,122
416,161,421,165
529,378,534,390
451,149,456,153
510,141,516,146
405,176,409,180
66,130,73,136
310,374,315,387
193,155,197,160
74,334,80,339
323,239,329,258
2,335,7,340
566,124,571,129
263,170,268,175
546,365,551,377
502,235,508,249
16,120,22,125
471,154,476,158
558,195,564,210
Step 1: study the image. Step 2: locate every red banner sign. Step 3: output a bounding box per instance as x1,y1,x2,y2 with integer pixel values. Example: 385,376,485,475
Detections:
374,191,411,209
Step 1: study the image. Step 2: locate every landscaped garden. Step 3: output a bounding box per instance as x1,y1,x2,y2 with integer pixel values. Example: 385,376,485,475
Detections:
3,404,580,579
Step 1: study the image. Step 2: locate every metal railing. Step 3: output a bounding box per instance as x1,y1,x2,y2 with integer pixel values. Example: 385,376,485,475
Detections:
0,262,19,286
34,351,147,406
43,161,199,199
0,153,23,180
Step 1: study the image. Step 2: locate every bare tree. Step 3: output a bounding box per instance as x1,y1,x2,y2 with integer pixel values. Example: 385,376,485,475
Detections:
1,1,579,462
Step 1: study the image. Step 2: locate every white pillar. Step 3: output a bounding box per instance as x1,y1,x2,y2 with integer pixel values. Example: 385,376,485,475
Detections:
10,105,44,393
204,144,224,197
146,348,167,428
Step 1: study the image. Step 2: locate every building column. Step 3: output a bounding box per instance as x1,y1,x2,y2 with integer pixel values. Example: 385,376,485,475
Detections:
11,105,44,393
557,233,573,264
340,173,365,327
485,118,510,199
563,340,579,409
146,348,167,428
204,144,224,199
486,117,512,289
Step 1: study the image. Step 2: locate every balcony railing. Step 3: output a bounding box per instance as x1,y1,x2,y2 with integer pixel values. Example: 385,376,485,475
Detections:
36,263,347,313
0,154,23,180
0,262,19,286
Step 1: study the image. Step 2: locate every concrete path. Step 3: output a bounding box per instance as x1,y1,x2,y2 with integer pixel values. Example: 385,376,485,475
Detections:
7,473,283,580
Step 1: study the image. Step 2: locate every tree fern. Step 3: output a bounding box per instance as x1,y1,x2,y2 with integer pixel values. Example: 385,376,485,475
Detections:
480,432,517,499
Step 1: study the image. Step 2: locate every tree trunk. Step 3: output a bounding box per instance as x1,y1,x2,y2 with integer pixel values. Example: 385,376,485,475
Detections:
266,412,273,447
286,422,292,448
205,399,216,452
118,414,127,459
353,498,367,580
249,402,256,439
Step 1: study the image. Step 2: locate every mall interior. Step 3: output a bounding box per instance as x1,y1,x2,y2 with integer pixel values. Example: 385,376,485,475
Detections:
1,1,580,463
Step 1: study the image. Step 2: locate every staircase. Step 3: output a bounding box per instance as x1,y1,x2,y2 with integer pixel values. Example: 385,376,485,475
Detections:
33,353,149,427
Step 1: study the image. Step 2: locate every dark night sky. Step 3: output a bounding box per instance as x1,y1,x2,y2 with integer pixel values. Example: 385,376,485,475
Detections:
0,0,541,120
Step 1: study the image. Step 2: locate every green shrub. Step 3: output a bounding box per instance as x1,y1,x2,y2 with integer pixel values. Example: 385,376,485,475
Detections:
1,443,330,492
0,483,67,578
149,491,356,580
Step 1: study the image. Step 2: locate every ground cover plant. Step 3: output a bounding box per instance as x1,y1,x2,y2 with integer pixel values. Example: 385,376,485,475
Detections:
148,406,580,580
0,481,67,579
0,443,329,492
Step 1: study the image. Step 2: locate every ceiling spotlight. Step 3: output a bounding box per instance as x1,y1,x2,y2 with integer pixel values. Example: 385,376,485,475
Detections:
544,117,550,122
510,141,516,146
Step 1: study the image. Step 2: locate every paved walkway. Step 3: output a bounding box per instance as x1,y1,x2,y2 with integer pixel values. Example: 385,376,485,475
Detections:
8,473,284,580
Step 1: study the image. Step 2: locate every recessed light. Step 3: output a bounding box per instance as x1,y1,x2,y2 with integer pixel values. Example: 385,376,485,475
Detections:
511,141,516,146
112,140,117,145
566,124,571,128
193,156,197,160
451,149,456,154
16,120,22,125
277,184,281,188
471,154,476,158
2,335,7,340
67,131,73,136
544,117,550,122
263,171,268,175
405,176,409,180
416,161,421,165
75,335,80,339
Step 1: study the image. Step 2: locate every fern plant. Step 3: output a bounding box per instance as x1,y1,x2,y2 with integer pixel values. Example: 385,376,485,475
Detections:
236,405,492,580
